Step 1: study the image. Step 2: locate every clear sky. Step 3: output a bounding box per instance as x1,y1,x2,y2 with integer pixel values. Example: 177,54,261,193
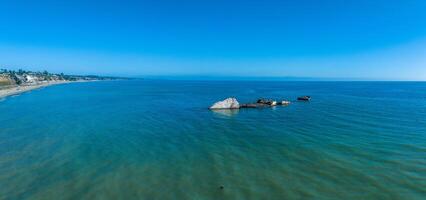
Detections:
1,0,426,80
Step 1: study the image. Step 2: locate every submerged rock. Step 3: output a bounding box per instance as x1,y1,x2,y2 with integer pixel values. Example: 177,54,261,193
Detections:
209,98,240,109
240,103,259,108
211,109,239,116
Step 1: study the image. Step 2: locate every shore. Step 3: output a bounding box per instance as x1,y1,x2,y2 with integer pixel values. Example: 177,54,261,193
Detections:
0,81,71,99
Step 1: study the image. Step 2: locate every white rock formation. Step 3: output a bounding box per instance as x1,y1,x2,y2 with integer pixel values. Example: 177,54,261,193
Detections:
281,100,291,105
209,98,240,109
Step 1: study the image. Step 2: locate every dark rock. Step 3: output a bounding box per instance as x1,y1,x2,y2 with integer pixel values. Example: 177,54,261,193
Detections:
256,98,277,106
297,96,311,101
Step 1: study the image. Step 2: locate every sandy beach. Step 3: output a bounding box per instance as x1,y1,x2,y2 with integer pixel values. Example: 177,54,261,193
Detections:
0,81,70,99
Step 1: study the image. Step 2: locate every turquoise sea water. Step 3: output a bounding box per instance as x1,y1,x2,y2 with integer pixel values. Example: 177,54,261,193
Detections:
0,80,425,199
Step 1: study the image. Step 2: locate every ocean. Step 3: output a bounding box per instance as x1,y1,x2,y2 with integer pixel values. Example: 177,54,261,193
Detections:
0,80,425,199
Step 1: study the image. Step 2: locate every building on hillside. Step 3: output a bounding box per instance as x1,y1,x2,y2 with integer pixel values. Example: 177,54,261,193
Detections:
25,74,38,84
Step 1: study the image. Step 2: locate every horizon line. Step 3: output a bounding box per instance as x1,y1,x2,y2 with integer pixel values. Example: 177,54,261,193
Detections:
2,67,426,81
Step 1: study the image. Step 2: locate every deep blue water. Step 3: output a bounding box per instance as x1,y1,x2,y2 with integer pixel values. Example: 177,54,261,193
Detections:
0,80,425,199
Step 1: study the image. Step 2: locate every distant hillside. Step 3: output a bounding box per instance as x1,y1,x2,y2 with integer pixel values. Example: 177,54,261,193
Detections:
0,69,125,87
0,74,15,86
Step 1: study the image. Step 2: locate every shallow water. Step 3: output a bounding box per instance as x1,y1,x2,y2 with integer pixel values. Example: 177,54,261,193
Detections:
0,80,425,199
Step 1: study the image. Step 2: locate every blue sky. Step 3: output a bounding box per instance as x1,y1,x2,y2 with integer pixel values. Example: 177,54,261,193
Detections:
1,0,426,80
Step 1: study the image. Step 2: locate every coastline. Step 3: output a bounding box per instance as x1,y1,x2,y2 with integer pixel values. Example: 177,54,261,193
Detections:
0,81,71,99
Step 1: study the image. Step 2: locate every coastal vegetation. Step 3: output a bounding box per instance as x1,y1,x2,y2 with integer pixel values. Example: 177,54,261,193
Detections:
0,68,127,99
0,68,122,87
